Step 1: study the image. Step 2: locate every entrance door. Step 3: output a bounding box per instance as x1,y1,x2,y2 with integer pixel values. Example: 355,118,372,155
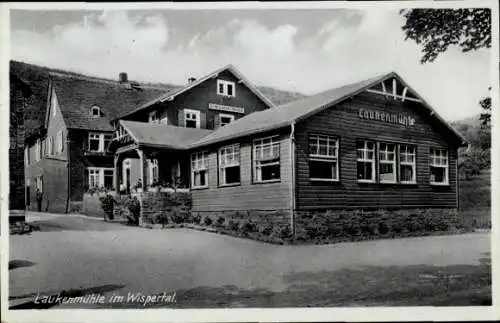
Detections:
126,168,131,194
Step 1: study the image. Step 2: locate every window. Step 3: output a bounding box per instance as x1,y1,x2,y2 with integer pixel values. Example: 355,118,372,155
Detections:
148,110,158,124
191,152,208,188
88,167,114,189
217,79,236,97
56,131,64,153
184,109,200,128
219,113,235,127
219,144,240,185
356,141,375,182
35,139,41,162
308,134,339,181
253,136,280,182
91,106,100,117
399,144,416,184
148,159,159,185
52,104,56,117
47,136,54,156
104,170,114,189
378,143,396,183
429,148,448,185
89,133,101,151
88,133,111,152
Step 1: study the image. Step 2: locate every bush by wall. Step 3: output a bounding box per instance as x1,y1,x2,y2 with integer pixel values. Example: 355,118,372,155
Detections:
99,194,115,221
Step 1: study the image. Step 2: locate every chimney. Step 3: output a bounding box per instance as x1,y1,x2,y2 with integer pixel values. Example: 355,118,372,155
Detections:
188,77,196,84
119,72,128,83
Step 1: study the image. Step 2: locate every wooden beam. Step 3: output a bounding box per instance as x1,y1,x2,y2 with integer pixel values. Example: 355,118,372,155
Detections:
365,89,423,103
381,81,387,95
392,78,397,100
401,87,408,102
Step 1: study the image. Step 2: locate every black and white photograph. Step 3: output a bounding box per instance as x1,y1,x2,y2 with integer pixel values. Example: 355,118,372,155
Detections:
2,1,498,321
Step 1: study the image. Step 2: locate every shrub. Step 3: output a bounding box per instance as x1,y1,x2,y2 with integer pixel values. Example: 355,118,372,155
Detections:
240,220,256,234
215,216,226,227
192,213,201,224
157,212,169,226
278,226,292,239
260,224,274,236
170,207,187,224
126,196,141,225
203,216,213,226
227,220,239,231
99,194,115,221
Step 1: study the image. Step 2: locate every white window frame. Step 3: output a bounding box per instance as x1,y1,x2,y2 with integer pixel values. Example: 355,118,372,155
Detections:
429,148,449,185
47,136,54,157
253,135,281,183
52,104,56,117
91,105,100,117
191,151,209,188
87,167,114,190
184,109,200,129
219,144,240,186
308,134,339,181
35,139,41,162
217,79,236,97
56,131,63,154
378,142,397,184
356,140,376,183
148,159,159,185
148,110,159,124
219,113,235,127
88,132,110,152
399,144,416,184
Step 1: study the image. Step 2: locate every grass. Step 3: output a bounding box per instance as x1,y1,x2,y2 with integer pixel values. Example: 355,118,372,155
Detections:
458,170,491,229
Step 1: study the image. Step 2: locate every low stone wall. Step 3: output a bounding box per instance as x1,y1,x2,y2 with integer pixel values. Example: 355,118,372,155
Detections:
191,209,293,240
294,208,462,244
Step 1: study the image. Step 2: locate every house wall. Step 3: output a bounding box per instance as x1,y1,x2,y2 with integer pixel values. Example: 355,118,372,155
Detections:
191,129,292,212
123,70,270,129
69,129,114,203
9,76,27,210
25,90,69,213
294,91,459,210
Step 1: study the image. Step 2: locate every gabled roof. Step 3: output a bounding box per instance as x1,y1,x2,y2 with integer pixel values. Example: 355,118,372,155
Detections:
190,72,467,148
114,64,276,120
120,120,213,150
49,72,174,131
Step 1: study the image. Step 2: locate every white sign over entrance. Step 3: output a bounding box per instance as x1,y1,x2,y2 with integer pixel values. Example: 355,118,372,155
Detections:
358,108,415,126
208,103,245,114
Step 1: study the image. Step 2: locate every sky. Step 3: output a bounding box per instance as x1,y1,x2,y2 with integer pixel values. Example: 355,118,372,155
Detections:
10,9,492,121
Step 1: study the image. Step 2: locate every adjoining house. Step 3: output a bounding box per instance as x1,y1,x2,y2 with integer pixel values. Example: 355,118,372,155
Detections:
16,62,276,213
109,72,467,225
20,69,174,213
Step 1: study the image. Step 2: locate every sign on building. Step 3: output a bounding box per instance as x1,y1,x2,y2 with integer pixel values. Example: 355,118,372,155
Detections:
358,108,415,126
208,103,245,114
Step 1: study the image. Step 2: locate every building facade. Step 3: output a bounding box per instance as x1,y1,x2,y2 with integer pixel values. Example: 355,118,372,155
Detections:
111,73,467,218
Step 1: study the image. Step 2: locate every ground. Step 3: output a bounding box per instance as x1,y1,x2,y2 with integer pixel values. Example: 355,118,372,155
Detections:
9,213,491,309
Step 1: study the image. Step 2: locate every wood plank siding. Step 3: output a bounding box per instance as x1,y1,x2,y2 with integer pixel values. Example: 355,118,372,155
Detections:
191,130,292,212
294,91,459,210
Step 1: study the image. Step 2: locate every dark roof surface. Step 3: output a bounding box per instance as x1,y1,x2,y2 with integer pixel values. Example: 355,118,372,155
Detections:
120,120,212,149
190,73,387,148
50,73,173,131
114,64,277,120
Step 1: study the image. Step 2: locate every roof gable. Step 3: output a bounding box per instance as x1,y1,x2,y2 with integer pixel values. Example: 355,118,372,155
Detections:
190,72,467,148
114,64,275,120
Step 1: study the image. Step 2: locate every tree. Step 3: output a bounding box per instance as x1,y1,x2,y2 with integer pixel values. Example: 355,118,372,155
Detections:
401,9,491,64
401,9,492,126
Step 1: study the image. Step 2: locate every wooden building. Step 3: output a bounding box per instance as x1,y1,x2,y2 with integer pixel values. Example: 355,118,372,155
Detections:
111,72,467,216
